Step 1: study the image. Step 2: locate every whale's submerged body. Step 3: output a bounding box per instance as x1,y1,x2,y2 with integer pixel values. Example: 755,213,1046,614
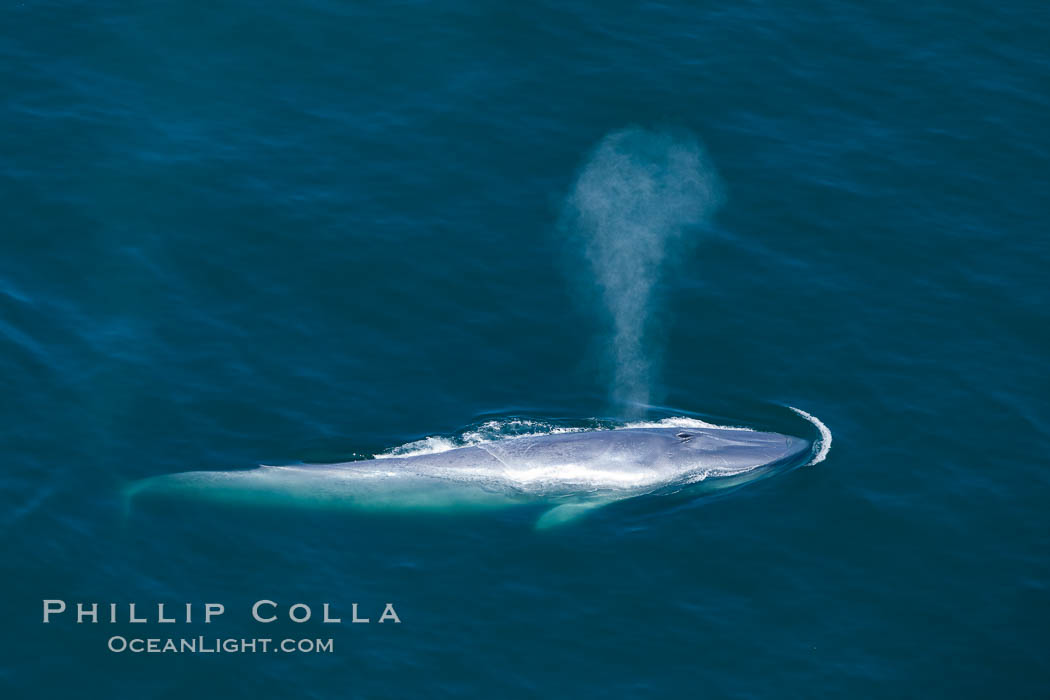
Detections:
130,427,811,528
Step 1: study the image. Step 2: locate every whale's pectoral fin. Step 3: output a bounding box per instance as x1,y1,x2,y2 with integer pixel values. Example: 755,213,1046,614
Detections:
535,501,611,530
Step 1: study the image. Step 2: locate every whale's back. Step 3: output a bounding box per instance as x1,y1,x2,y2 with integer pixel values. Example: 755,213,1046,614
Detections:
127,426,810,526
388,427,806,494
384,429,678,494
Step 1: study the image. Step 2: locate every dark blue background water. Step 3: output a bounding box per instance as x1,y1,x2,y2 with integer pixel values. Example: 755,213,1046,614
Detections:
2,1,1047,697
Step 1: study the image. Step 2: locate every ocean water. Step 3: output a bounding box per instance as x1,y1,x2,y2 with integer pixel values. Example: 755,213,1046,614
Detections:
2,1,1048,697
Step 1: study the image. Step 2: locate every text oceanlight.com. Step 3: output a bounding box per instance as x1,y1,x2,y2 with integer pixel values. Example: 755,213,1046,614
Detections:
107,636,334,654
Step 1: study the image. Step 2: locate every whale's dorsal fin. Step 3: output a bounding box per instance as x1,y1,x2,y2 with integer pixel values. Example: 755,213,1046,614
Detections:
535,501,610,529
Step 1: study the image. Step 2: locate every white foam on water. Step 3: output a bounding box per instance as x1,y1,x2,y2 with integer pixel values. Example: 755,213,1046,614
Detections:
620,416,753,431
459,419,586,446
788,406,832,465
373,420,589,459
374,436,460,459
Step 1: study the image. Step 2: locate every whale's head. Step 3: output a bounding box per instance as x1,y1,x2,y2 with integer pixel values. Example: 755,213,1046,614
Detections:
662,427,811,477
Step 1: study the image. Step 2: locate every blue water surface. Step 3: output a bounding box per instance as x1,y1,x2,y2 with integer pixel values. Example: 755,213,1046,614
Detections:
1,1,1047,697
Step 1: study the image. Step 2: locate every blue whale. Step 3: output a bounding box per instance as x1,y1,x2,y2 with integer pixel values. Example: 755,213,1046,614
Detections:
129,426,811,528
